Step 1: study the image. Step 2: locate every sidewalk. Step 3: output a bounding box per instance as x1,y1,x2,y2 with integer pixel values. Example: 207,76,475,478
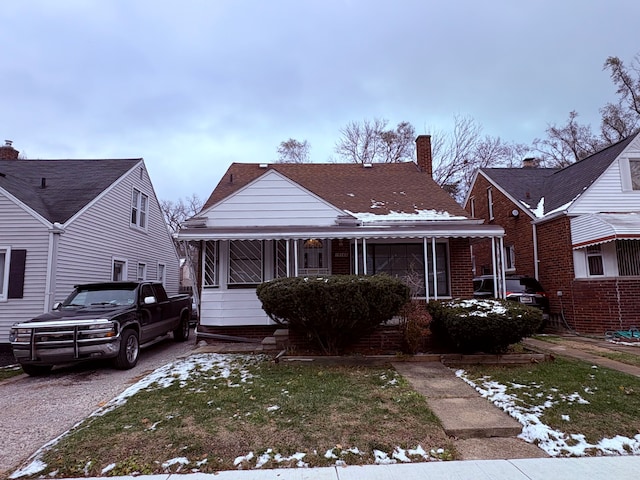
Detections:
51,456,640,480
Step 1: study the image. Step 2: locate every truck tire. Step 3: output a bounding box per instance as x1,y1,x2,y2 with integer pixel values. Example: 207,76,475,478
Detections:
173,314,190,342
21,364,53,376
114,329,139,370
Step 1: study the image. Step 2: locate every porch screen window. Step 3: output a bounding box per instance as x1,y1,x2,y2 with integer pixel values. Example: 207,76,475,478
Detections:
274,240,288,278
586,245,604,276
229,240,263,285
616,240,640,276
131,188,148,229
366,243,449,297
204,241,218,287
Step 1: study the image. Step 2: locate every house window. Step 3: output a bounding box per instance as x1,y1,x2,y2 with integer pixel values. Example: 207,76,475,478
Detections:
228,240,263,286
504,244,516,271
469,197,476,217
616,240,640,276
586,245,604,276
203,241,218,287
112,258,127,281
137,262,147,281
630,159,640,190
299,239,330,275
0,248,9,302
131,188,148,230
157,263,166,285
365,243,450,297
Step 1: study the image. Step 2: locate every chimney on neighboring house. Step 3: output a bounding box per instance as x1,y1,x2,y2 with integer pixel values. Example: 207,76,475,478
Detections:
0,140,19,160
522,157,538,168
415,135,432,176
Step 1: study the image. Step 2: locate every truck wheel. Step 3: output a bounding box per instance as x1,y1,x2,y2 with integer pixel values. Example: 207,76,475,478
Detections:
21,364,53,376
173,314,190,342
114,329,139,370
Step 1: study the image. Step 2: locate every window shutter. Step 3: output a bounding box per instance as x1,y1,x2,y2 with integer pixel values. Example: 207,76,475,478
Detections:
8,249,26,299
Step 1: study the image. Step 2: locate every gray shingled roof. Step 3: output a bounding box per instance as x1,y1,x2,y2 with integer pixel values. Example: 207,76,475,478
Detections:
480,134,638,215
0,158,141,223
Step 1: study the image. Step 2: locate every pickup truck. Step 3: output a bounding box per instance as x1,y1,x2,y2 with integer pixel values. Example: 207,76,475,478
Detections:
9,281,192,376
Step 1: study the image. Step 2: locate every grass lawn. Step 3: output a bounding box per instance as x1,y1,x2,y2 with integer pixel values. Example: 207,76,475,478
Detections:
15,354,454,478
0,364,22,381
461,357,640,456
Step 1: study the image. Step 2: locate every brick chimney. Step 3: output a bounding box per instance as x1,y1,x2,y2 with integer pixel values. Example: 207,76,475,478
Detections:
0,140,19,160
522,157,538,168
415,135,432,175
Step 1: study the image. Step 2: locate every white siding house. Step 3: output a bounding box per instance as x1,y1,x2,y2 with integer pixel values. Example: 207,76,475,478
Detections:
178,136,506,339
0,141,180,344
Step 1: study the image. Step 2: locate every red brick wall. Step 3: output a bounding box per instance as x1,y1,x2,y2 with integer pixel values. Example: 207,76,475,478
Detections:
449,237,474,298
331,239,351,274
466,174,536,277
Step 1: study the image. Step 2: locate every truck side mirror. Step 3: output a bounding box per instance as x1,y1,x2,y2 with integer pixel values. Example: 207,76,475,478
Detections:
53,302,62,310
143,296,157,305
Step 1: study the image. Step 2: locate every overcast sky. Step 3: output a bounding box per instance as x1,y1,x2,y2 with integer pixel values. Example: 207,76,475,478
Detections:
2,0,639,204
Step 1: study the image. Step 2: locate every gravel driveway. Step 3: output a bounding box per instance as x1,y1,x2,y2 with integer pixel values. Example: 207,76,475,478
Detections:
0,334,198,477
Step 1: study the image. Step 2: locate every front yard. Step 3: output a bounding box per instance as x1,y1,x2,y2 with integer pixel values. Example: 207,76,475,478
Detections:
9,345,640,478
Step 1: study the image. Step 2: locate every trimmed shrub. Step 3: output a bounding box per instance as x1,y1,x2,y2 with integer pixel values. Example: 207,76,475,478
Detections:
427,298,543,354
256,275,410,354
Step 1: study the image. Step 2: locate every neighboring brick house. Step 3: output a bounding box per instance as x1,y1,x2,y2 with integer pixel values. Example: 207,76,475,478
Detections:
178,136,505,342
465,133,640,335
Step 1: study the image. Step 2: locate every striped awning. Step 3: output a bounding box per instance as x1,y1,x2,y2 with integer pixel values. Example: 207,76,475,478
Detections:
571,213,640,249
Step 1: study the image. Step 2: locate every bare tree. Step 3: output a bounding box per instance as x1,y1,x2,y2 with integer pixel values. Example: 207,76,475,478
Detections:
160,193,203,236
600,55,640,142
335,118,415,164
277,138,310,163
532,111,602,167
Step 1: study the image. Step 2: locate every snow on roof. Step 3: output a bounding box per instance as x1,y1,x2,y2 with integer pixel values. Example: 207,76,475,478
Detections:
346,209,468,223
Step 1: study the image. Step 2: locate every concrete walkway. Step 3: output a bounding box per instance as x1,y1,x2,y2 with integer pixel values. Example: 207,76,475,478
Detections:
523,336,640,378
392,362,547,460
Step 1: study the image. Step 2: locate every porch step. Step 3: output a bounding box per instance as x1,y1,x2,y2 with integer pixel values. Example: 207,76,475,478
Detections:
273,328,290,349
261,336,278,351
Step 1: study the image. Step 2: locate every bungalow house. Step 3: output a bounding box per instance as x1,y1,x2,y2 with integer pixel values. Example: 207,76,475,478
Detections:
0,141,180,344
464,132,640,335
177,136,505,341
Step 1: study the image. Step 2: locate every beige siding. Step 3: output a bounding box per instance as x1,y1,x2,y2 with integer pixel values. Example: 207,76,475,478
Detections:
0,194,50,343
205,170,342,227
55,162,181,303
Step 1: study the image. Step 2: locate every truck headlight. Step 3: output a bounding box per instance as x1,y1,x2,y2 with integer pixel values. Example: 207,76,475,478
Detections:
9,328,31,343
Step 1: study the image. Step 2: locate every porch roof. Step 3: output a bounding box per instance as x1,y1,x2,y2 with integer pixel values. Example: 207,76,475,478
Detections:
176,222,504,241
571,212,640,249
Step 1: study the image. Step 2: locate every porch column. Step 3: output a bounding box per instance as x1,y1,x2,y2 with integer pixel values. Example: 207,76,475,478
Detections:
491,237,498,297
431,237,438,300
362,238,367,275
423,237,430,301
286,240,291,277
354,238,359,275
498,236,506,299
294,239,299,277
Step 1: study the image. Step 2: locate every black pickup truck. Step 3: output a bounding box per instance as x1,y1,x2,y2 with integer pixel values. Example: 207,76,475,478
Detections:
9,281,192,376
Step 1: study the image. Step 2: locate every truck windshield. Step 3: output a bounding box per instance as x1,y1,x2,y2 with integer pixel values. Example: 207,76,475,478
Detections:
62,288,136,307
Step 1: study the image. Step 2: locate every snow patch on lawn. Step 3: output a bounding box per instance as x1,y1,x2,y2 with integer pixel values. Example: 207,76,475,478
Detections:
456,370,640,456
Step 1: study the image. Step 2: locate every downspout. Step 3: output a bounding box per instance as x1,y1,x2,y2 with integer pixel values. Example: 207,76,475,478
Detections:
43,222,65,312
